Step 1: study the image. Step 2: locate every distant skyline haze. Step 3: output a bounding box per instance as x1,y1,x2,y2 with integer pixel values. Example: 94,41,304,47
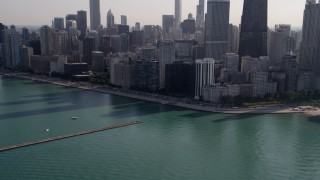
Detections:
0,0,305,28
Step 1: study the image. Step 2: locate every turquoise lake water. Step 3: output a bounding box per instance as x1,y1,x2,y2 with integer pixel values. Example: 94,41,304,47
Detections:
0,75,320,180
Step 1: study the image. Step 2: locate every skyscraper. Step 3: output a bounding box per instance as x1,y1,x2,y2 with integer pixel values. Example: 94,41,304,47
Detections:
165,62,195,97
195,58,215,99
135,22,141,31
83,37,95,64
238,0,268,67
175,0,182,25
19,45,33,67
196,0,205,28
66,14,77,30
291,30,302,51
162,15,175,34
119,33,130,52
3,26,21,68
222,53,239,72
92,51,104,72
107,10,115,29
87,30,99,50
53,30,68,55
136,59,160,91
66,20,77,31
77,10,88,39
22,27,30,43
205,0,230,60
29,40,41,55
0,44,3,66
121,15,127,25
90,0,101,30
228,24,239,53
159,40,175,88
0,24,7,65
143,25,156,44
141,43,157,60
68,27,79,51
129,30,144,50
53,18,64,30
299,1,320,77
40,25,54,55
181,19,196,34
269,25,295,65
0,23,7,44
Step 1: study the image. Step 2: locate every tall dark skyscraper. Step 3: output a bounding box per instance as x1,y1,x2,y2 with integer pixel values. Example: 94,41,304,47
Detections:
90,0,101,30
83,37,95,64
299,1,320,77
29,40,41,55
238,0,268,64
77,10,88,39
22,27,29,43
205,0,230,60
0,23,7,44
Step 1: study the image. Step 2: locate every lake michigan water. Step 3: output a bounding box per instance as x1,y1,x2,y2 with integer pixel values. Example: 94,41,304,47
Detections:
0,75,320,180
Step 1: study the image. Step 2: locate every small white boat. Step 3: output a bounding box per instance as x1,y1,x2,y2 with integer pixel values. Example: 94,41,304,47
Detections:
46,129,50,132
71,117,78,120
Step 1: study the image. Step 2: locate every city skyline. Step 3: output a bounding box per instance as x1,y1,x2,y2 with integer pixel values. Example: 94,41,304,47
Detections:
0,0,305,28
0,0,318,114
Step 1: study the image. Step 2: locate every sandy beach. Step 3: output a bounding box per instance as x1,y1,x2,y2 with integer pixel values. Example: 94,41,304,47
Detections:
1,72,320,116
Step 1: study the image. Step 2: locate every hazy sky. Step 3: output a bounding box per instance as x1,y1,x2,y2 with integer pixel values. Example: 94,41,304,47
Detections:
0,0,305,28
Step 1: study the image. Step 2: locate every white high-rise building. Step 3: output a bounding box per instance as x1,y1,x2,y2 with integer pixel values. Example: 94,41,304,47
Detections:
195,58,215,99
159,40,175,88
90,0,101,30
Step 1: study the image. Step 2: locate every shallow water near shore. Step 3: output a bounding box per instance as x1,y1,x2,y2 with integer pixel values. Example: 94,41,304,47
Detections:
1,75,320,180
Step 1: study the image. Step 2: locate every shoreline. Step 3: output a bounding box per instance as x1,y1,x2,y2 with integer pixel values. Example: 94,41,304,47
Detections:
1,72,320,116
